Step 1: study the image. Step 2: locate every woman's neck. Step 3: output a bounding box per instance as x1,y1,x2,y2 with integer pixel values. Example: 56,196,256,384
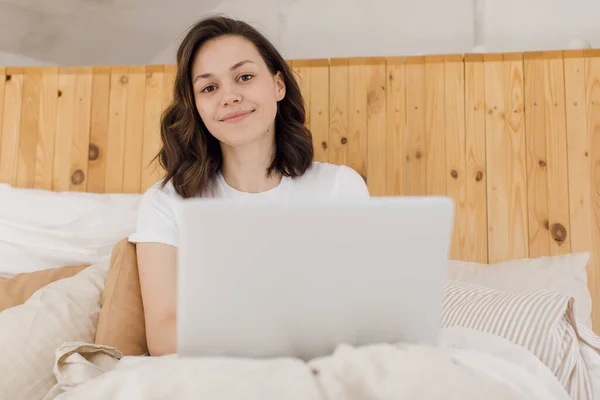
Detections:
220,134,282,194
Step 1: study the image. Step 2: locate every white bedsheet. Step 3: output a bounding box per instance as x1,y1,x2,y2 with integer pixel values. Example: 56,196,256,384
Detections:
48,328,570,400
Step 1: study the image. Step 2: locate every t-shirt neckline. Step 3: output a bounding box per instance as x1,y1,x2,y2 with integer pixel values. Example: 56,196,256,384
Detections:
216,170,290,197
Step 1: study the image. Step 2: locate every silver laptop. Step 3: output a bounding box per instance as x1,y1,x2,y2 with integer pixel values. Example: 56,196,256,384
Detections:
176,197,454,360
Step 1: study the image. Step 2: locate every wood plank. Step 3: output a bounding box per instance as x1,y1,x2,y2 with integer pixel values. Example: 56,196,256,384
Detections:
485,57,529,263
16,69,41,188
425,58,447,196
141,66,165,191
347,62,368,180
328,59,349,166
565,54,596,331
544,57,571,255
87,67,111,193
584,56,600,332
310,64,329,163
33,68,58,190
0,69,24,186
366,60,387,195
105,67,129,193
405,61,427,195
122,66,147,193
68,68,93,192
464,57,488,263
524,57,551,257
293,65,311,130
385,59,406,195
444,59,467,260
163,65,176,109
52,68,76,191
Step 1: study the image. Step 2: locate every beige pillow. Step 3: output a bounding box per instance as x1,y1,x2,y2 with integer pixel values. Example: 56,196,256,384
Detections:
447,252,592,327
95,238,148,356
442,280,595,399
0,264,89,312
0,262,109,400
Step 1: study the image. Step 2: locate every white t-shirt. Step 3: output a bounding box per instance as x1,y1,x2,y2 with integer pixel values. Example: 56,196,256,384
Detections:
128,162,369,248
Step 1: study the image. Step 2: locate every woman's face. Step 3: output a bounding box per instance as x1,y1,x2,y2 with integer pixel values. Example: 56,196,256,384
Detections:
191,35,286,148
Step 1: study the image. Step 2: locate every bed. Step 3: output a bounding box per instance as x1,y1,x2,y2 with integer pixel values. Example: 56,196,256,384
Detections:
0,50,599,400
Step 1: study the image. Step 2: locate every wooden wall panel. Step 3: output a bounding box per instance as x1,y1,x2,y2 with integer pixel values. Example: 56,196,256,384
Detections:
308,60,329,164
385,57,406,196
444,56,468,261
328,59,349,167
425,56,447,197
0,68,23,186
16,69,42,189
405,58,426,195
69,68,93,193
366,58,387,196
484,54,528,263
33,68,58,191
1,51,600,331
87,67,111,193
122,66,147,194
348,59,368,181
141,66,165,192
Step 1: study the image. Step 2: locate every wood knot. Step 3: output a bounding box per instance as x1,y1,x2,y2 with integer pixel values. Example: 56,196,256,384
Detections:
341,137,348,145
321,141,328,150
584,152,589,157
551,223,567,243
88,144,100,161
415,150,422,160
538,160,546,167
70,169,85,185
544,220,550,230
57,90,62,97
5,74,11,81
120,75,129,84
475,171,483,182
450,170,458,179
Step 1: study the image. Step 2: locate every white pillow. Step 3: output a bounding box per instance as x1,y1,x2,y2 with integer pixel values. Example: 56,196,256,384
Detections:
0,184,141,276
442,279,595,399
0,262,109,400
447,252,592,327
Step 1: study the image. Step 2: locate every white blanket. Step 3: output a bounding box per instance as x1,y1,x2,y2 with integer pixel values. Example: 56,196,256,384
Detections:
49,328,570,400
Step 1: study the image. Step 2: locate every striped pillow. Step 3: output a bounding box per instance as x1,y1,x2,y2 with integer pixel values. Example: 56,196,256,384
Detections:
442,280,597,399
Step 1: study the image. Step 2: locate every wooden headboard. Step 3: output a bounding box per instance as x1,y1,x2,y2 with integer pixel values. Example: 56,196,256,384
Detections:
1,51,599,332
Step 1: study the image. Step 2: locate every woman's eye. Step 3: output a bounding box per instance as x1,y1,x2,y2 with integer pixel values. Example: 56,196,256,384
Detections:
201,85,216,93
239,74,253,82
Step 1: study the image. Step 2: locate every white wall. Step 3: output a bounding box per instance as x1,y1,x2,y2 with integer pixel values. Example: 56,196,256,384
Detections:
0,51,55,67
152,0,600,64
484,0,597,52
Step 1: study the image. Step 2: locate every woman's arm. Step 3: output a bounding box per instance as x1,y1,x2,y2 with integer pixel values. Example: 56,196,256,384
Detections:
137,242,178,356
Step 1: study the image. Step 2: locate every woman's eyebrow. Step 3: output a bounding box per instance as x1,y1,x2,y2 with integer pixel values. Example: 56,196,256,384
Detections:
193,60,256,83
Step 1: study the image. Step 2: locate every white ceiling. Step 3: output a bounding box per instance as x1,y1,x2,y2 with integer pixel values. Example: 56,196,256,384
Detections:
0,0,222,65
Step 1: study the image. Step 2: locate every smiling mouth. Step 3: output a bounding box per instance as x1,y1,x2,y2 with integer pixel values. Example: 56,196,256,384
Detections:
220,110,254,123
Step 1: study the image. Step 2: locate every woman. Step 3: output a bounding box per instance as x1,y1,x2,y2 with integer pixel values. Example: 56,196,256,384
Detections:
128,15,369,356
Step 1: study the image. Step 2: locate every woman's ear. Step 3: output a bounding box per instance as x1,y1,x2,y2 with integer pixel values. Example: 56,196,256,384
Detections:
275,71,286,101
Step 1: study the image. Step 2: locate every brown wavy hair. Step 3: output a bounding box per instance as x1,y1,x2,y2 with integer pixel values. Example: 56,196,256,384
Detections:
156,15,314,198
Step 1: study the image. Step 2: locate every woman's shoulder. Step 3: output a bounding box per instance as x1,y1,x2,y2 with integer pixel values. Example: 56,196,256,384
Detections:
296,162,369,197
301,161,363,181
138,179,183,209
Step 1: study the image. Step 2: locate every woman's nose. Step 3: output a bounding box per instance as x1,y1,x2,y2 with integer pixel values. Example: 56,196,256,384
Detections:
221,90,242,107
